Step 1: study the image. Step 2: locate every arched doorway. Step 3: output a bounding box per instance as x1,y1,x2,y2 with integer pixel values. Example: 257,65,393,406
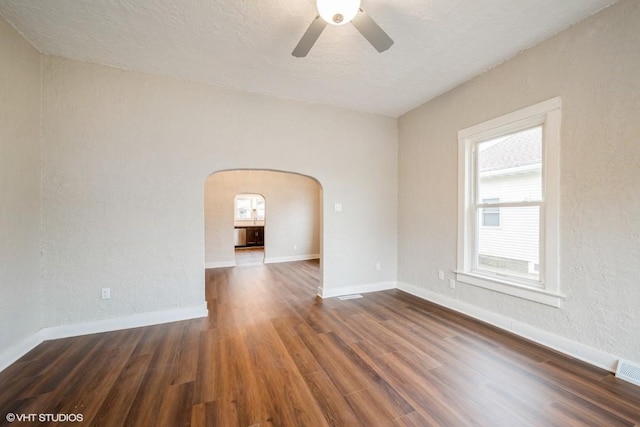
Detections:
203,169,322,277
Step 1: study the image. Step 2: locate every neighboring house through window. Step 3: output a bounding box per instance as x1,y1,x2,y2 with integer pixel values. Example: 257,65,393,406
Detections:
457,98,563,307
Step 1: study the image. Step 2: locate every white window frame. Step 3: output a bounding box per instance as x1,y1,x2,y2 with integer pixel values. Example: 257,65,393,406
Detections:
456,98,564,307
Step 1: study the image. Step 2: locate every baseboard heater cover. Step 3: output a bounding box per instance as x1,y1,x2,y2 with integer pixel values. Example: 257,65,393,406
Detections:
615,359,640,387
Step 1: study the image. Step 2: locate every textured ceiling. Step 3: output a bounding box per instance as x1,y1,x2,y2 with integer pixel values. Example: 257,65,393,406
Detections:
0,0,617,117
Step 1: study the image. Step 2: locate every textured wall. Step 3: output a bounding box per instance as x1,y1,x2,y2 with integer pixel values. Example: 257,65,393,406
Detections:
398,0,640,364
0,18,42,354
204,170,321,265
41,56,398,327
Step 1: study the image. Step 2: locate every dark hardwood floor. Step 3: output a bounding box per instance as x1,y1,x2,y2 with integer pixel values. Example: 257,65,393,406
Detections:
1,260,639,426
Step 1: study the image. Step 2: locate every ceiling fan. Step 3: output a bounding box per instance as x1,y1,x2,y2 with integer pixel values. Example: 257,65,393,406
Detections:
292,0,394,57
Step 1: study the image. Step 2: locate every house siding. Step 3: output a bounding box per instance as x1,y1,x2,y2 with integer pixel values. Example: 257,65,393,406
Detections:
478,170,541,264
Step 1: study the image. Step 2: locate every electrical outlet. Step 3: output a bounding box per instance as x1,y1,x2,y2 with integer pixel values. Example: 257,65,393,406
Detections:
101,288,111,299
293,244,297,250
449,279,456,289
438,270,444,280
376,262,381,271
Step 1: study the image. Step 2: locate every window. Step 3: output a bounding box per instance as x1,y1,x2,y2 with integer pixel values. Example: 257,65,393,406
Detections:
235,194,265,221
481,198,500,227
236,197,252,219
457,98,563,307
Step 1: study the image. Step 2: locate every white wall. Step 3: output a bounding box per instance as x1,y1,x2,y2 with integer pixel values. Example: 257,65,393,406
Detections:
398,0,640,366
41,55,398,327
0,18,42,358
204,170,321,266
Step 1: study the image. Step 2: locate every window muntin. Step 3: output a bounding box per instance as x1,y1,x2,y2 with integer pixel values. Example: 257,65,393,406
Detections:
457,98,562,307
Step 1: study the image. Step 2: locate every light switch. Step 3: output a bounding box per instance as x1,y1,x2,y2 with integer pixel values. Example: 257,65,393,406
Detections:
334,203,342,212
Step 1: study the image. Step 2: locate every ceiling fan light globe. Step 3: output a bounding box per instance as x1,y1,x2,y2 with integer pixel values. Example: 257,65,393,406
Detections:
317,0,361,26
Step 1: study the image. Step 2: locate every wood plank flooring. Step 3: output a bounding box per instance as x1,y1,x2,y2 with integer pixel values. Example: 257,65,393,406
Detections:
235,248,264,266
1,260,639,426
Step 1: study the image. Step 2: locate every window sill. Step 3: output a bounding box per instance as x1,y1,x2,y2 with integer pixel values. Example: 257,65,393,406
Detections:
455,272,564,307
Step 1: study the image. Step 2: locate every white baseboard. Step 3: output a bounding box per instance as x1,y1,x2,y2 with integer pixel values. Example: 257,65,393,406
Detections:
0,303,208,373
43,303,209,341
319,281,396,299
264,254,320,264
0,330,45,373
397,281,620,372
205,261,236,269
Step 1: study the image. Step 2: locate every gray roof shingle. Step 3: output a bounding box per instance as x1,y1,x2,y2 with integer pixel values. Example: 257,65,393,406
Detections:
479,127,542,173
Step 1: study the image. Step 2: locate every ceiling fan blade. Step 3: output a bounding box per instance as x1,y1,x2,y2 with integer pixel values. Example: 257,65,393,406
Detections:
292,16,327,57
351,8,394,53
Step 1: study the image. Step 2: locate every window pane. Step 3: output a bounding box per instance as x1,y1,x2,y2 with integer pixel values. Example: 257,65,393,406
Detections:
236,198,251,209
476,206,540,281
482,211,500,227
477,126,542,203
237,208,251,219
236,198,252,219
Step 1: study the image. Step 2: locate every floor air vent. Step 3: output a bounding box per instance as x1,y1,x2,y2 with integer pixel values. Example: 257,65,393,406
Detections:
338,294,363,300
615,359,640,386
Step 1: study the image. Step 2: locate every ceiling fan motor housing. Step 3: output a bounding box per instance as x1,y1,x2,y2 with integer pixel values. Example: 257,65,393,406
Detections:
317,0,361,25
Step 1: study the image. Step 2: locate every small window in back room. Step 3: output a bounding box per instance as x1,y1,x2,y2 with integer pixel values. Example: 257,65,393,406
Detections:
481,198,501,227
235,194,265,221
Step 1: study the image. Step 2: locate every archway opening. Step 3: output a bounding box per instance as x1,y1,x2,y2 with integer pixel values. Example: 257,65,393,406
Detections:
203,169,323,293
